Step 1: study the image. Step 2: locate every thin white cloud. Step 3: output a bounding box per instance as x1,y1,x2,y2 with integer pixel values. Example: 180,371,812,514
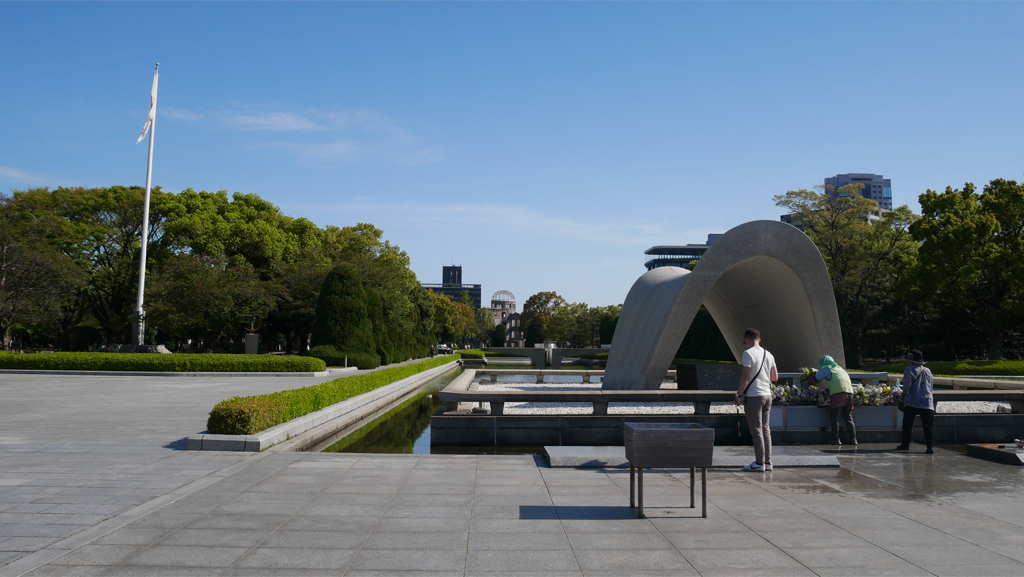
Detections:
315,199,672,247
161,106,205,122
0,166,49,184
178,104,442,166
223,111,323,131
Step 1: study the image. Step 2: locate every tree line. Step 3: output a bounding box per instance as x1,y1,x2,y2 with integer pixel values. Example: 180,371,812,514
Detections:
0,186,475,354
512,177,1024,366
775,178,1024,365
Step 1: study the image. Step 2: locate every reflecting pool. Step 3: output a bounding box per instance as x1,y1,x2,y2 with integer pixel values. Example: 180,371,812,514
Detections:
320,368,461,454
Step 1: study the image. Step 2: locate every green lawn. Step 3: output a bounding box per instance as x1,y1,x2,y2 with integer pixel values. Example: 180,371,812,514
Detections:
869,359,1024,376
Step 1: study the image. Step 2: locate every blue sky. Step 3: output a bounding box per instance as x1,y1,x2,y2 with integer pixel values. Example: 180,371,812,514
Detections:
2,2,1023,307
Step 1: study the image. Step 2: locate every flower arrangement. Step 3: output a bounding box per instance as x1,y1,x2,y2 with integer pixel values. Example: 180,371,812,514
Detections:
853,383,903,407
769,372,903,407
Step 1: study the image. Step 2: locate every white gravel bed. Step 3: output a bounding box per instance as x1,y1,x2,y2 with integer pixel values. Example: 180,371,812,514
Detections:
473,380,1011,415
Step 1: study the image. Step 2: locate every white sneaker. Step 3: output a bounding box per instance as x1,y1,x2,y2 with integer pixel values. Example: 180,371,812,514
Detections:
743,462,765,472
763,463,773,471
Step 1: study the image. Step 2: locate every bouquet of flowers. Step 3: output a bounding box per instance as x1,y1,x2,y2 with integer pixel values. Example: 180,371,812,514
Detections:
769,381,829,406
798,366,817,388
770,382,799,406
853,383,903,407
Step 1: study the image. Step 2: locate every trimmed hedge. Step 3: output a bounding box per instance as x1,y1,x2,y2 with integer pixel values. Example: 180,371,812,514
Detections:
308,345,381,370
869,359,1024,376
0,352,326,372
207,354,460,435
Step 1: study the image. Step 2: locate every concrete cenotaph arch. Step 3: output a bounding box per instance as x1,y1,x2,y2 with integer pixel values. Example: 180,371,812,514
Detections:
602,220,844,390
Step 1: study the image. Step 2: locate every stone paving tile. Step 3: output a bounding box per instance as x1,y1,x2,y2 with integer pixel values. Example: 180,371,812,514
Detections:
382,505,473,519
0,536,62,551
222,569,338,577
693,567,818,577
362,531,468,550
368,516,469,534
258,529,367,549
187,513,291,531
812,567,935,577
663,531,771,550
884,544,1018,566
232,546,356,570
783,545,909,568
276,514,381,533
23,564,110,576
468,531,571,551
101,566,220,576
347,571,463,577
679,547,804,571
573,549,695,573
921,564,1024,576
467,572,581,577
119,545,250,568
349,549,467,571
466,549,580,572
470,518,564,533
48,545,141,566
758,529,871,549
155,528,271,548
560,519,661,534
567,532,674,550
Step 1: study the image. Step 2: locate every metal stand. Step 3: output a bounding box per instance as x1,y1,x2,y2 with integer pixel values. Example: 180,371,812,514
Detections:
629,465,707,519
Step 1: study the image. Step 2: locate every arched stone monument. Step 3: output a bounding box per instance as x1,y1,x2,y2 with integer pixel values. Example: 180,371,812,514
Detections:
603,220,844,390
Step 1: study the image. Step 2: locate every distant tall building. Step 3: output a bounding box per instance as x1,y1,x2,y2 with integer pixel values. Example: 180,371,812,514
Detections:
825,173,892,211
422,265,482,309
644,234,723,271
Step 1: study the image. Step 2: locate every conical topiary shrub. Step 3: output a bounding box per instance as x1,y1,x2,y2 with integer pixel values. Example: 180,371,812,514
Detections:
310,263,379,368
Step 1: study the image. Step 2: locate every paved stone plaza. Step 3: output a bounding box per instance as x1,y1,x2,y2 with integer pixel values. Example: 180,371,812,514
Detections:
2,373,1024,576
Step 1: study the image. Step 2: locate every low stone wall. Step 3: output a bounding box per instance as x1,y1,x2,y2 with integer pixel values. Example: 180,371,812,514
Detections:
188,360,459,451
430,412,1024,447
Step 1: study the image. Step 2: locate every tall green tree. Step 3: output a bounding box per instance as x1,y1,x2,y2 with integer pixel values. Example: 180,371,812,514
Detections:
911,179,1024,359
0,192,80,349
775,185,919,366
520,291,567,346
16,186,172,343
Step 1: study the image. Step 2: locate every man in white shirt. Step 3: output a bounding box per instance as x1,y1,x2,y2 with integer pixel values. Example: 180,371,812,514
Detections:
734,328,778,472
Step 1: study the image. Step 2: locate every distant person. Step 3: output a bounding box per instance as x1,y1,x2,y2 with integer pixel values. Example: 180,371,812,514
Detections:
896,349,935,454
812,355,857,445
430,345,435,358
735,328,778,472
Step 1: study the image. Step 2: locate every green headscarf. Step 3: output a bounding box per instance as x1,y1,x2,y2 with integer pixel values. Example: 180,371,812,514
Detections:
818,355,838,369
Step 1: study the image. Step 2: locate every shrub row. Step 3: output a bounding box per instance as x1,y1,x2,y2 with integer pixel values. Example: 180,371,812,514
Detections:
0,352,326,373
870,359,1024,376
308,345,382,370
207,354,460,435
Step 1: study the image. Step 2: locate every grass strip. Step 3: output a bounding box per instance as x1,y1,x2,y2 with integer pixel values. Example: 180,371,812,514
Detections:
207,354,459,435
0,352,325,373
869,359,1024,376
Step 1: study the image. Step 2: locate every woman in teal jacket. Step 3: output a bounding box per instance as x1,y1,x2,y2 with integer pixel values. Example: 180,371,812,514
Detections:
812,355,857,445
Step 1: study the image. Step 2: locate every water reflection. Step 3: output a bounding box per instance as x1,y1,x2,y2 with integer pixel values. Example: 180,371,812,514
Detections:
320,368,460,454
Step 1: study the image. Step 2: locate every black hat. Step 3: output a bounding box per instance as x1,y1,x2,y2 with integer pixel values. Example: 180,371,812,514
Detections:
904,349,925,364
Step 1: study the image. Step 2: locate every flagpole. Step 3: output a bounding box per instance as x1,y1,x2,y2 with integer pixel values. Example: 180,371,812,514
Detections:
133,63,159,348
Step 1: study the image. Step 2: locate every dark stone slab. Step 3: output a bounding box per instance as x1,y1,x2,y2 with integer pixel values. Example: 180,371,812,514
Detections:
624,423,714,468
966,443,1024,466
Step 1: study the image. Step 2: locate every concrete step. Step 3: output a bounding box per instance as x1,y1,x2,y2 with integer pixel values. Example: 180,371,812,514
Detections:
545,445,839,468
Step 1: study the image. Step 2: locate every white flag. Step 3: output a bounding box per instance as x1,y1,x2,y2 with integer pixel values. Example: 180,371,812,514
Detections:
136,65,159,144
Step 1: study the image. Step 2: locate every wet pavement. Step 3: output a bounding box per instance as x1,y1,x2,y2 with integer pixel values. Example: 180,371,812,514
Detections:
4,444,1023,576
